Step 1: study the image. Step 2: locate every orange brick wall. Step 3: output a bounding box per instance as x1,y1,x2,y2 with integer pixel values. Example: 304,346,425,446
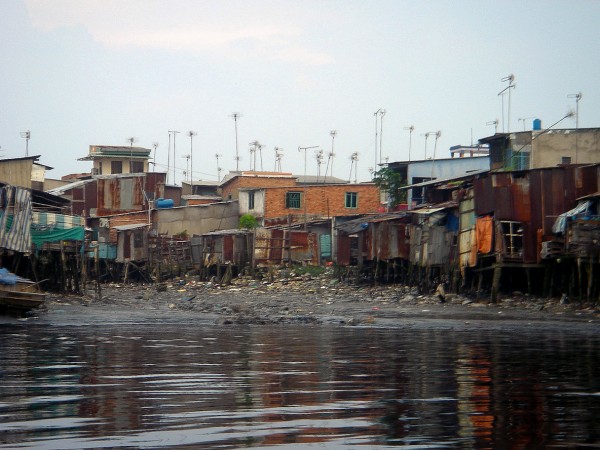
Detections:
221,174,297,200
262,184,380,220
109,212,149,243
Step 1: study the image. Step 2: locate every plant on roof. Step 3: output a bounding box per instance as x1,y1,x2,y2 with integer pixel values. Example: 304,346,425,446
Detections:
239,214,258,230
372,167,407,208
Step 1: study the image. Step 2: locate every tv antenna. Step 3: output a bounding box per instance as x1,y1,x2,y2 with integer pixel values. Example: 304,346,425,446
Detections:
498,74,516,132
215,153,223,181
349,151,359,183
486,119,499,134
274,147,284,172
404,125,414,161
188,131,197,181
230,112,242,171
20,130,31,156
152,142,159,172
567,92,582,129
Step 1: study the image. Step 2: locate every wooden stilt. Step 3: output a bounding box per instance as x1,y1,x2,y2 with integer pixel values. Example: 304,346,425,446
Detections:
491,265,501,303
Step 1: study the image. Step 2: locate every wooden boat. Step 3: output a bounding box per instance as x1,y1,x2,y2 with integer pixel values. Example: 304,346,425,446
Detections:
0,278,45,311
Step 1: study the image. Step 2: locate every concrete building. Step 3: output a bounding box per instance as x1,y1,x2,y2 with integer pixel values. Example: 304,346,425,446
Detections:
78,145,152,175
479,127,600,171
387,156,489,208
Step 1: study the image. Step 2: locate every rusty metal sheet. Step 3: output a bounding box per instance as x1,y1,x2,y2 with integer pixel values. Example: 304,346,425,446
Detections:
336,234,351,265
473,176,494,216
511,175,531,222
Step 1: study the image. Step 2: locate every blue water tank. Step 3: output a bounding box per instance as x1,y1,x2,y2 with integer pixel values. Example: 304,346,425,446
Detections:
533,118,542,130
155,198,174,209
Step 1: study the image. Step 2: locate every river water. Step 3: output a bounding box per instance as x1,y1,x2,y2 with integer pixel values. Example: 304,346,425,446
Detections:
0,322,599,449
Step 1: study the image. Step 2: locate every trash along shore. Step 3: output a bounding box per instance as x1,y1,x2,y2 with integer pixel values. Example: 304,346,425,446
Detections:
8,267,594,331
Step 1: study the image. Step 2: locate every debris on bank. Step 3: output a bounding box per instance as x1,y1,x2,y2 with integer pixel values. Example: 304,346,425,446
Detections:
44,267,600,325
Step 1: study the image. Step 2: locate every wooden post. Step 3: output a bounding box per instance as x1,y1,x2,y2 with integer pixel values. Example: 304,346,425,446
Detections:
491,265,501,303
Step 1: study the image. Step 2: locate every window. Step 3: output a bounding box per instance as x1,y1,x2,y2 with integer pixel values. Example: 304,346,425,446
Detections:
133,229,144,248
561,156,572,165
111,161,123,174
131,161,144,173
285,191,302,209
345,192,358,208
248,191,255,210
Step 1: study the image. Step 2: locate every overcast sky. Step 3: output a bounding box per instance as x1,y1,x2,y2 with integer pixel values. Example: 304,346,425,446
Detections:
1,0,599,184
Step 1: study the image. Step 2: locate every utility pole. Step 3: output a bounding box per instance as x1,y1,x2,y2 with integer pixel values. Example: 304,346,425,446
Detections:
231,112,242,171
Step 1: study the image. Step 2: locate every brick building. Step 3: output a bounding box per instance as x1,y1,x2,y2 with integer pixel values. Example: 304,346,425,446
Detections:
238,182,380,226
219,171,298,200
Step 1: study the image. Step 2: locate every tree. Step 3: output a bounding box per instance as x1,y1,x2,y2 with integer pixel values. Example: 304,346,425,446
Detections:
239,214,258,230
372,167,407,209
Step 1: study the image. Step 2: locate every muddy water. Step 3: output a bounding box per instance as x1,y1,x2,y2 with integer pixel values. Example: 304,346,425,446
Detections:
0,324,599,449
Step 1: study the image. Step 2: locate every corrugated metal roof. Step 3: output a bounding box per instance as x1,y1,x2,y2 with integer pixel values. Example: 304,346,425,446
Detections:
47,178,95,196
399,170,489,190
114,223,149,231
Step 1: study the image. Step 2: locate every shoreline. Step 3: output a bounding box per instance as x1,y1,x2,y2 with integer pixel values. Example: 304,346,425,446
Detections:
4,274,599,331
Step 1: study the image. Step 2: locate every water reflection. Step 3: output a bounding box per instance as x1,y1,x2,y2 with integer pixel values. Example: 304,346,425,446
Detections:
0,326,598,448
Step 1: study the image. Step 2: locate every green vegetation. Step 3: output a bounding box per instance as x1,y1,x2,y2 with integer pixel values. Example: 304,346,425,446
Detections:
372,167,407,208
239,214,258,230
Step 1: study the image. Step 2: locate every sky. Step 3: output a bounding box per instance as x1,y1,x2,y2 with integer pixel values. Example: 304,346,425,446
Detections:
1,0,599,185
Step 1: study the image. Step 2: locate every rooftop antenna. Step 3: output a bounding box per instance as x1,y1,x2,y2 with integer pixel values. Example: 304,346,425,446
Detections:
182,154,191,182
422,132,435,159
379,109,386,166
152,142,159,172
431,131,441,178
404,125,414,161
168,131,180,184
568,92,582,163
329,130,337,178
498,74,516,132
167,132,172,183
518,117,534,131
298,145,319,181
486,119,499,134
126,137,137,173
20,130,31,157
230,112,242,171
567,92,582,129
215,153,223,181
188,131,197,181
349,152,359,183
373,108,382,169
249,140,264,171
274,147,284,172
314,148,324,182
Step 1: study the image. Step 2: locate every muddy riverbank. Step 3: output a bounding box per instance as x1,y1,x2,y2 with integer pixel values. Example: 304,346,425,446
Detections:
11,270,598,331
